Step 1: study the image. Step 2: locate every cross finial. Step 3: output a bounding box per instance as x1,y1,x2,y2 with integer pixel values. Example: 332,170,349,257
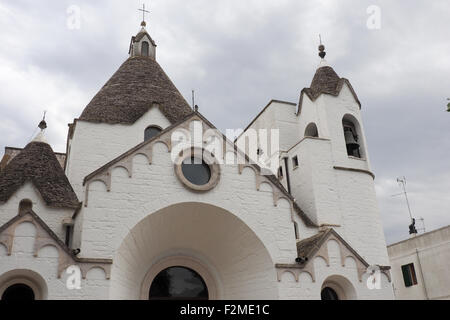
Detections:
138,4,150,27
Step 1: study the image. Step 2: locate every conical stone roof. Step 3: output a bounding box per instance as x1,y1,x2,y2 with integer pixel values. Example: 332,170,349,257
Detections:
0,141,79,208
79,56,193,124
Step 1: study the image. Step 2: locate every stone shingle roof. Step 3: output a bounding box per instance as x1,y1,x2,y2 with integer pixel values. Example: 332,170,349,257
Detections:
79,56,193,125
298,65,361,115
296,228,370,268
296,230,330,259
0,141,79,208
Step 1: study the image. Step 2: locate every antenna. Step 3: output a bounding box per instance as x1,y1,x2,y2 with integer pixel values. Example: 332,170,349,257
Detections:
192,90,195,109
395,177,419,235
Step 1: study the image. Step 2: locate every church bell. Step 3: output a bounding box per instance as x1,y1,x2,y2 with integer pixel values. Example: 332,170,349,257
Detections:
344,129,360,151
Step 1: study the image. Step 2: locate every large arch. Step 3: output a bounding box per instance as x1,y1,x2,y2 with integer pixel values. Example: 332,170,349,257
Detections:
110,202,278,300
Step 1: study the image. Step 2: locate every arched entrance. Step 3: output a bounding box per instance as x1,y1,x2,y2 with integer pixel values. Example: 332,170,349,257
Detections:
321,275,357,300
111,202,278,300
0,269,47,300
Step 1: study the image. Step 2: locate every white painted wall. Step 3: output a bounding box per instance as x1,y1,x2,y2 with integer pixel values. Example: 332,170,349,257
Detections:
66,105,171,199
79,139,304,262
0,221,109,300
278,239,393,300
0,182,74,240
388,226,450,300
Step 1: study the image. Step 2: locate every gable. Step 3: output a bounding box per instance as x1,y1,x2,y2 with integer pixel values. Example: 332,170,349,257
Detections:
276,228,392,283
82,111,316,227
0,209,112,279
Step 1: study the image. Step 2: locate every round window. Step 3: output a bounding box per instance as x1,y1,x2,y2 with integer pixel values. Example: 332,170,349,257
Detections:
181,157,211,186
174,148,220,192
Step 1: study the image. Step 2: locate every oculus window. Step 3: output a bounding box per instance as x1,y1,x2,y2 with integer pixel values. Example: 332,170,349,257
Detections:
181,157,211,186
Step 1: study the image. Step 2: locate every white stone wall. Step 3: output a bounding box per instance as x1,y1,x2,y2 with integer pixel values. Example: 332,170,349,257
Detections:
278,239,394,300
388,226,450,300
0,182,74,241
238,101,299,154
79,140,306,262
0,221,109,300
66,105,171,199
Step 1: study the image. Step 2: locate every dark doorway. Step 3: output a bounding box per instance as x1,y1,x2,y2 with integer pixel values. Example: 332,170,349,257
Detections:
149,266,208,300
2,283,35,301
321,287,339,300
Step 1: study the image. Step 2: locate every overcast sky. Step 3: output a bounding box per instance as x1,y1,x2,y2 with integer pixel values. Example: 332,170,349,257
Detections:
0,0,449,244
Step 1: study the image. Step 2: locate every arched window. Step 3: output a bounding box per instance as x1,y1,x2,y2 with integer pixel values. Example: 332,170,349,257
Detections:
321,287,339,300
305,123,319,138
342,116,363,158
141,41,150,57
18,199,32,214
1,283,35,301
144,126,162,141
149,267,209,300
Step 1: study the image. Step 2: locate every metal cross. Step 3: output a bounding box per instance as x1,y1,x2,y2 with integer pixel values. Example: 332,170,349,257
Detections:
138,4,150,22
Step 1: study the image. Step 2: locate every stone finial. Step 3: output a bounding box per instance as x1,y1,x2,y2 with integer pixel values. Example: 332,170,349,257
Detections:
319,44,326,59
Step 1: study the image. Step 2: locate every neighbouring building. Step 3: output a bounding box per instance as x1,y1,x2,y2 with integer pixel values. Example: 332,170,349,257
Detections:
388,225,450,300
0,18,394,300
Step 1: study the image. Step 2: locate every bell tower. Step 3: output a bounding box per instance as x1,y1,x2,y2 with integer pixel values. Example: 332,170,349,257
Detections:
286,43,389,265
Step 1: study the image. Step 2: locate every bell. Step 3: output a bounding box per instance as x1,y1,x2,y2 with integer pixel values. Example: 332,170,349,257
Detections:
344,130,359,151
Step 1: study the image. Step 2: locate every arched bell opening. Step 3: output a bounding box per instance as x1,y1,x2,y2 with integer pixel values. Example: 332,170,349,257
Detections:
342,114,365,159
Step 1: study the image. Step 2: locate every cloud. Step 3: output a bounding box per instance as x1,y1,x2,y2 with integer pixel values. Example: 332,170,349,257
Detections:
0,0,449,244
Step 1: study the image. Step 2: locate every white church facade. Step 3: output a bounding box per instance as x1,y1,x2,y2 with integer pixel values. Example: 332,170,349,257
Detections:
0,21,394,300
